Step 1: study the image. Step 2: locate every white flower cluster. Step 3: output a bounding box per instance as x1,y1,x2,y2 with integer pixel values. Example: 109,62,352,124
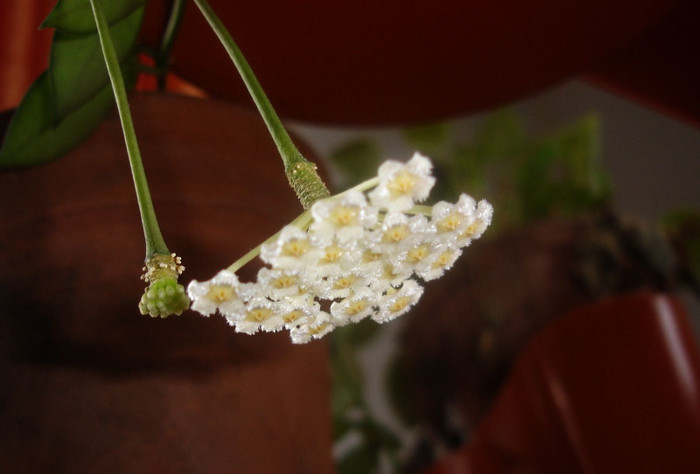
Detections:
187,153,493,343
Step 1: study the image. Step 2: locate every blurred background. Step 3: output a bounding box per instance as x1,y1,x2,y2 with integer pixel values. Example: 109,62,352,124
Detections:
2,1,699,472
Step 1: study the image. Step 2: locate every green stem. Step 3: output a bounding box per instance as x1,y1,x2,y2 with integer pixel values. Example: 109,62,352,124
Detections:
227,211,313,273
89,0,169,258
191,0,330,209
224,176,383,273
156,0,187,90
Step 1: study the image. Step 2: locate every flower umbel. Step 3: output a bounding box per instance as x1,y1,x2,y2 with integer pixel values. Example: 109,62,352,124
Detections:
188,153,493,342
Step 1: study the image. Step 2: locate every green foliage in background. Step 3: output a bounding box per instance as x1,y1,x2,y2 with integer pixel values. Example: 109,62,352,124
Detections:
331,109,611,232
329,109,610,472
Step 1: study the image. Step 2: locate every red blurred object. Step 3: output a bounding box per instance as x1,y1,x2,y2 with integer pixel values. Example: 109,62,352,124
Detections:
140,0,681,125
3,1,696,127
585,0,700,128
426,292,700,474
0,0,54,111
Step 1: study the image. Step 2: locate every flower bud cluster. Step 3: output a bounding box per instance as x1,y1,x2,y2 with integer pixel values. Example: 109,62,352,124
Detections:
187,153,493,343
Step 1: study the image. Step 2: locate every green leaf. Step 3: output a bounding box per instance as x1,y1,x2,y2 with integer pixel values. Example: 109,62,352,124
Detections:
42,0,147,35
50,7,144,123
0,1,145,169
0,60,136,169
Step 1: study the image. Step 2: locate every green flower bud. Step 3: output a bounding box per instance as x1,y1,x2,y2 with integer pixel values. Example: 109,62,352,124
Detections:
139,277,190,318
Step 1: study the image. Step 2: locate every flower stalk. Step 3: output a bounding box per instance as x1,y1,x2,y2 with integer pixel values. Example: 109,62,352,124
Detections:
89,0,188,317
191,0,330,209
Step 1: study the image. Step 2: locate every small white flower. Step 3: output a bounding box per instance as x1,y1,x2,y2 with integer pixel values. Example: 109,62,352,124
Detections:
234,296,284,334
306,239,363,279
315,271,371,300
290,311,334,344
330,288,376,325
416,247,462,281
370,262,413,293
278,295,320,329
255,267,305,299
260,225,317,270
373,212,414,258
454,198,493,247
310,190,378,243
374,279,424,323
187,270,246,317
369,152,436,212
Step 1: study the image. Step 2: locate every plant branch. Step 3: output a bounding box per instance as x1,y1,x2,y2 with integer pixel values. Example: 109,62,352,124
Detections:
156,0,187,90
89,0,169,258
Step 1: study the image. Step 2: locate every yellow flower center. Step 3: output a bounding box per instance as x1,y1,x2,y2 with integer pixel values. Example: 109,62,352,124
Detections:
272,274,297,289
246,307,273,322
461,218,485,239
346,299,368,316
321,245,343,263
283,309,303,324
308,323,330,335
382,265,399,280
387,171,416,196
433,250,455,268
389,296,412,313
334,275,357,290
206,285,235,303
282,239,310,257
362,250,383,263
382,224,409,243
407,245,429,263
437,212,462,232
329,206,359,226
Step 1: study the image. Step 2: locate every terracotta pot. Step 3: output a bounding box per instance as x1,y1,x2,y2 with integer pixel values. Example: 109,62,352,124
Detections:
0,94,334,473
425,292,700,473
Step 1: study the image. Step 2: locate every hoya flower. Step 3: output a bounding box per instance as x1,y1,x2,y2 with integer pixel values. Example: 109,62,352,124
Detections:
458,199,494,244
234,296,284,334
369,152,436,212
290,311,334,344
371,262,414,292
279,295,320,329
187,270,247,317
310,190,378,243
316,271,371,300
307,239,363,279
255,267,305,299
330,288,377,325
416,247,462,281
374,279,424,323
260,224,317,270
187,153,492,344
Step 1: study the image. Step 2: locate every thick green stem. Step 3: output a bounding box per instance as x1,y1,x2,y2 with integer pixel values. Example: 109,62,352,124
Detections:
156,0,187,90
89,0,169,258
191,0,330,209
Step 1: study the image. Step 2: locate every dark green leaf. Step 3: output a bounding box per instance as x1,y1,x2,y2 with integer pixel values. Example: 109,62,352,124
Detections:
42,0,147,35
0,57,137,169
50,7,144,123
